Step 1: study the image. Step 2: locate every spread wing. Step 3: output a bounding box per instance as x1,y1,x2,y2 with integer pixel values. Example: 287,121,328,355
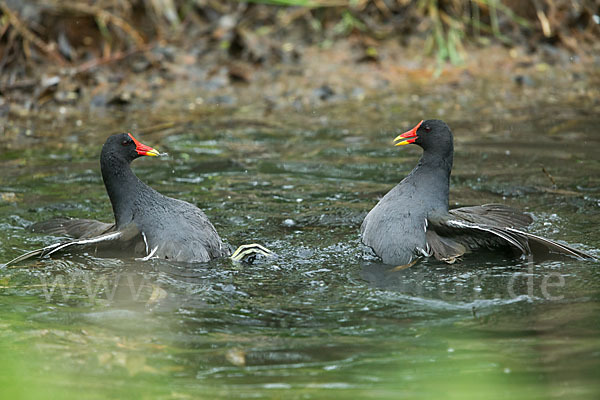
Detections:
29,217,115,238
4,223,143,267
425,204,593,263
449,204,533,229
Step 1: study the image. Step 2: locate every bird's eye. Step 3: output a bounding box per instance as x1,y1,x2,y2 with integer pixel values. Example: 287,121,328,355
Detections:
121,139,130,146
424,125,431,132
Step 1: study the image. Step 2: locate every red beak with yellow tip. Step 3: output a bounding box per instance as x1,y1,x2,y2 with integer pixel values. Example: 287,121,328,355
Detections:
129,133,161,156
394,120,423,146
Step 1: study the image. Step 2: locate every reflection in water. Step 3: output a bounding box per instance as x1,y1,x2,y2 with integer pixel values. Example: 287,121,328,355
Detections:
360,257,581,307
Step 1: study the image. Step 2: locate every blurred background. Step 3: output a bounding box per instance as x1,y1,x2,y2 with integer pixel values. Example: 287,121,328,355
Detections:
1,0,598,146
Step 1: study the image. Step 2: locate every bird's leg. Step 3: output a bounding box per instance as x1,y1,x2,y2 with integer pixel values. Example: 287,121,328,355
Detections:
441,255,461,264
390,257,421,271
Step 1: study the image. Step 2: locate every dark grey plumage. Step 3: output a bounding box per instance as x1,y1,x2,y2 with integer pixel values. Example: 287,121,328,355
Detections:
361,119,593,265
98,135,228,262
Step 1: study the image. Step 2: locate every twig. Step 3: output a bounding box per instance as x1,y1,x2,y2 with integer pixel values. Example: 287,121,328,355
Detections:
0,2,67,65
533,0,551,37
541,165,557,187
373,0,391,17
0,16,10,39
278,7,311,27
57,2,145,47
72,44,151,75
0,78,37,92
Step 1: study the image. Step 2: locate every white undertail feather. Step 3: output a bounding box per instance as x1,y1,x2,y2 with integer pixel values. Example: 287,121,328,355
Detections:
137,246,158,261
142,232,149,255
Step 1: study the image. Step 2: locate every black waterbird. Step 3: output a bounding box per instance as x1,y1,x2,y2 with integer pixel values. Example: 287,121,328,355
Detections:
360,119,594,266
6,133,271,266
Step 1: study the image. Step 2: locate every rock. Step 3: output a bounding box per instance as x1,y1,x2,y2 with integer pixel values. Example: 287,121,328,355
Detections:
312,85,335,101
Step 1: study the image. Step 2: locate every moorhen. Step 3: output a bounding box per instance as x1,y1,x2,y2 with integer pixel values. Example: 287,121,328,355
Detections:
5,133,271,265
360,119,594,266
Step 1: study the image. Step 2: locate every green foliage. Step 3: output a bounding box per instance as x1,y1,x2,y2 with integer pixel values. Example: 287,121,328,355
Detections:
239,0,534,65
1,0,591,71
242,0,322,6
418,0,532,65
332,10,366,36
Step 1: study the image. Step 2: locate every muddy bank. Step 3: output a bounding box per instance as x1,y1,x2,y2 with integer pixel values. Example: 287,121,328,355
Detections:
2,36,599,151
1,2,600,150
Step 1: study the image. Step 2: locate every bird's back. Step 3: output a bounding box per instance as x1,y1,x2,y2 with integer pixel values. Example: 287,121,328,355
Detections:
133,192,229,262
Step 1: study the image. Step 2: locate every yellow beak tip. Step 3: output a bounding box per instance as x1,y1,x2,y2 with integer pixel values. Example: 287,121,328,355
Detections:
148,148,162,156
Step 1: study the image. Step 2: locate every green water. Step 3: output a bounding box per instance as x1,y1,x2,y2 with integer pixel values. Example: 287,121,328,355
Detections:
1,91,599,399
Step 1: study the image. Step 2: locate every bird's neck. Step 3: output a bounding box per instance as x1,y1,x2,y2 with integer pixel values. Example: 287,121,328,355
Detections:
409,150,453,211
419,148,454,173
100,155,146,227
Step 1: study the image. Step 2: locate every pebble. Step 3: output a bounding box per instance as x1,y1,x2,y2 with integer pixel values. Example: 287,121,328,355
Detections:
282,218,296,227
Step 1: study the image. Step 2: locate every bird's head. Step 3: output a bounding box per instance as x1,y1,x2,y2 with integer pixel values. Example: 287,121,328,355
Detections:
102,133,162,163
394,119,453,156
